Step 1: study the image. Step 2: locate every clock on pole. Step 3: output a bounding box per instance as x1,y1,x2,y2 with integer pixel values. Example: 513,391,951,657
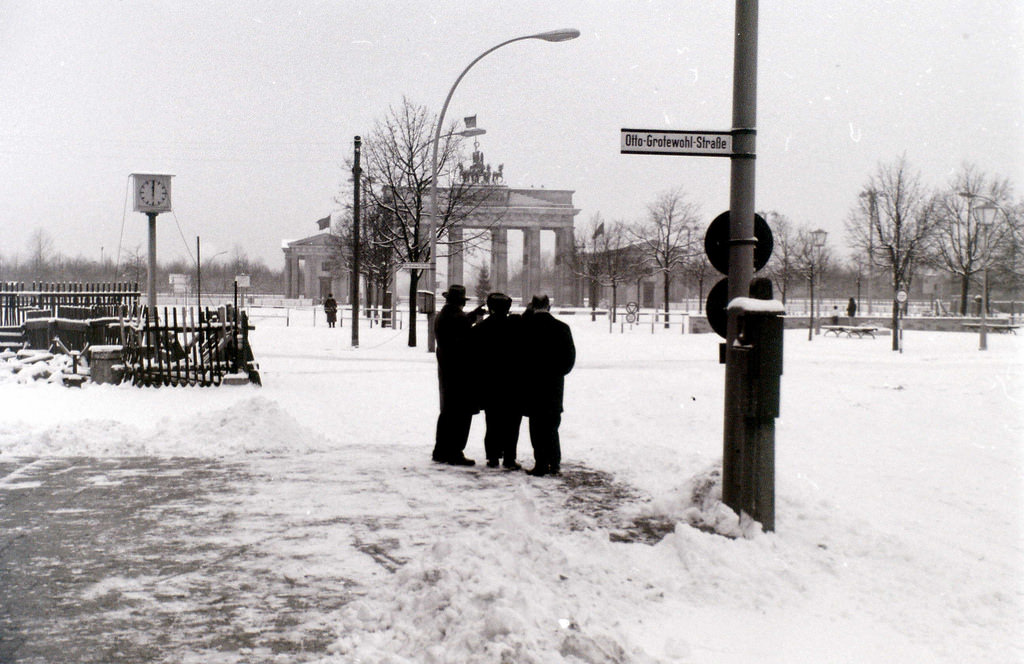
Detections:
132,173,173,213
131,173,174,317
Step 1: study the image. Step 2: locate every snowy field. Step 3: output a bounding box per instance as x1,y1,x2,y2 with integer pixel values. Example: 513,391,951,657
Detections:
1,308,1021,663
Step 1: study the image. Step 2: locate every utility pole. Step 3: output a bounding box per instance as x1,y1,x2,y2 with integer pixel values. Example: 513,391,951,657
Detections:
722,0,772,528
351,136,361,348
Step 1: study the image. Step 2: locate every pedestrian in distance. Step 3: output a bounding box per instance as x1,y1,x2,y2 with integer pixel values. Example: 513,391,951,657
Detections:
521,294,575,477
431,284,486,466
471,292,524,470
324,293,338,328
846,297,857,324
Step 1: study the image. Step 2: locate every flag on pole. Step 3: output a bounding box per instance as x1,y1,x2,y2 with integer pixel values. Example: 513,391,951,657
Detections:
316,215,331,231
593,222,605,239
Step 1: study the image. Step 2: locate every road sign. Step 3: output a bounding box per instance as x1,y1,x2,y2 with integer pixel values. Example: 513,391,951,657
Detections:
620,128,733,157
706,278,730,338
896,290,908,303
704,211,773,275
401,262,433,270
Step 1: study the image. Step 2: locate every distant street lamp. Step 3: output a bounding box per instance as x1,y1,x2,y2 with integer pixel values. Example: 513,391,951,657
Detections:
426,28,580,352
958,192,1002,351
974,202,998,351
808,228,827,341
859,189,879,315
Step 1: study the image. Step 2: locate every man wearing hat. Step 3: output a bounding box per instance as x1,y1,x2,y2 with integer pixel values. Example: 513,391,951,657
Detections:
431,284,486,465
471,292,524,469
521,294,575,476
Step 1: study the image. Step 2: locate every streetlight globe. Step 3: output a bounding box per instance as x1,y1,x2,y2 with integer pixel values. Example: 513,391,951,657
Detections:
532,28,581,42
811,228,828,248
975,202,999,229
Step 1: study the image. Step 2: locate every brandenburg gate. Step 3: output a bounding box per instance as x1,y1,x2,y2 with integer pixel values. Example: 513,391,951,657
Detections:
445,147,580,305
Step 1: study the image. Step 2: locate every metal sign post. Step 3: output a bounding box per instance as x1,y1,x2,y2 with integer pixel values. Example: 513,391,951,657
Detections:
618,0,773,530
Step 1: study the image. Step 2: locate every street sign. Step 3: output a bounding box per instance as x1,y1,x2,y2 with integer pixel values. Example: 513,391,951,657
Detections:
401,262,433,270
704,211,773,274
706,278,730,338
620,128,733,157
896,290,908,303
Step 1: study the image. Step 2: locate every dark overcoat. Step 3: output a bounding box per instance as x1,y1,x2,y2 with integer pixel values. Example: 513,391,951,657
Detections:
435,302,480,413
471,312,524,410
323,297,338,322
521,311,575,415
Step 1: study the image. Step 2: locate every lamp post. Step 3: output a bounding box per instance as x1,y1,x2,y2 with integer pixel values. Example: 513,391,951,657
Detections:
958,192,1002,351
859,189,878,315
975,202,998,351
426,28,580,352
808,228,827,341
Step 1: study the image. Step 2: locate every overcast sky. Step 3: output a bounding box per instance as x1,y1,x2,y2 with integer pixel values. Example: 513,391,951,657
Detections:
1,1,1021,270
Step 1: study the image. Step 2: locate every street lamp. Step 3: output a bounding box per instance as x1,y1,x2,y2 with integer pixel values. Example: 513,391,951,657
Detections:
808,228,827,341
426,28,580,352
859,189,878,315
959,192,1003,351
975,202,998,350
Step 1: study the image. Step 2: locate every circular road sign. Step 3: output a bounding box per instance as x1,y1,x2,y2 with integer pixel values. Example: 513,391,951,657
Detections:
704,211,774,275
896,290,908,304
705,277,730,339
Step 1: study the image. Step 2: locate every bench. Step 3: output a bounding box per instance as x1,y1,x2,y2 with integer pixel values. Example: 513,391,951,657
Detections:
822,325,878,338
962,322,1019,334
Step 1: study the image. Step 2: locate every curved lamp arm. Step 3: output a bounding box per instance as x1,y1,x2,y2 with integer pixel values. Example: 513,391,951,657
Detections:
427,29,580,285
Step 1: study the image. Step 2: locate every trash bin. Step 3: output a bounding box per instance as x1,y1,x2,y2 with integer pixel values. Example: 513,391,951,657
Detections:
89,345,124,385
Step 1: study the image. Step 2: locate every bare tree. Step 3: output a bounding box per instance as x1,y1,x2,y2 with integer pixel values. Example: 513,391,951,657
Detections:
632,188,701,326
793,225,835,339
760,211,799,305
562,213,607,320
846,156,940,350
593,220,643,322
359,98,499,346
680,253,715,314
28,228,55,276
930,164,1014,314
990,200,1024,304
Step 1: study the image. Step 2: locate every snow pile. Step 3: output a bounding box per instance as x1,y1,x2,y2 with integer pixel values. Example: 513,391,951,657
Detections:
0,396,330,457
0,348,75,385
322,486,660,664
654,463,764,539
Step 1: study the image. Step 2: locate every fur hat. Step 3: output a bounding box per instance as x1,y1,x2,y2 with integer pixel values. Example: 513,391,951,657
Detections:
443,284,467,302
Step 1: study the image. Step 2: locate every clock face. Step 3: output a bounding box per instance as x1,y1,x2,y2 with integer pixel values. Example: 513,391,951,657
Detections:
139,179,169,207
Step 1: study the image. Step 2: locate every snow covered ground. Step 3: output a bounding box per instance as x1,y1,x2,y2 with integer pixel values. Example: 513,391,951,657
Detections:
1,308,1021,663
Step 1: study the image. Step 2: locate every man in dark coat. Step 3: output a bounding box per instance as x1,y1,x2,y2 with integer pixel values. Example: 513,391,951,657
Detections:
521,294,575,476
323,293,338,328
431,284,486,466
471,292,524,470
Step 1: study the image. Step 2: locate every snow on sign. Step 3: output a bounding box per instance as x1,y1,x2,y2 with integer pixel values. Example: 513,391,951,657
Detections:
620,128,733,157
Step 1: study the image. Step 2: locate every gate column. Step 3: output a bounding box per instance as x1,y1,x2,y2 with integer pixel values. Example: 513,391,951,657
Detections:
555,227,574,305
491,227,508,293
522,228,542,303
446,225,464,288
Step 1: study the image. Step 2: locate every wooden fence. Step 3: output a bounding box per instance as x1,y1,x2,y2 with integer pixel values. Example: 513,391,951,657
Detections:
1,281,140,326
120,306,260,387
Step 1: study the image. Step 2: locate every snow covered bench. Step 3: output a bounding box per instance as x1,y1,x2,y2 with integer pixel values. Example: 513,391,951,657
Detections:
822,325,877,339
